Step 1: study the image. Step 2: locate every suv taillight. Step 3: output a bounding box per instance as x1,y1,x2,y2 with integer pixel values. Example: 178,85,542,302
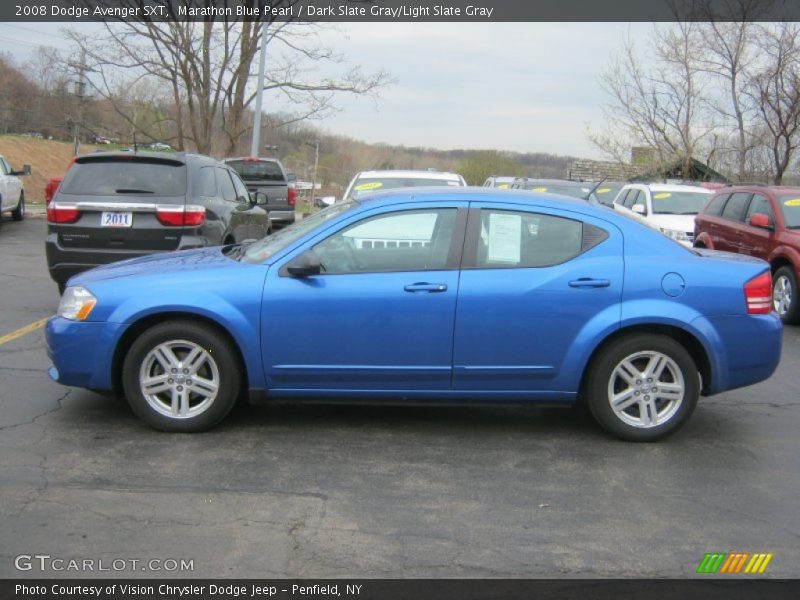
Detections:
744,271,772,314
155,205,206,227
47,203,80,224
287,186,296,207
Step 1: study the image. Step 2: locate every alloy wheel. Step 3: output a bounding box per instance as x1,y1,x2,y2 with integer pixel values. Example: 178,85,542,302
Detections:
773,275,792,316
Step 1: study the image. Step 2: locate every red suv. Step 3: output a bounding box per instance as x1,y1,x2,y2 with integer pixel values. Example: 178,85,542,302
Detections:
694,185,800,324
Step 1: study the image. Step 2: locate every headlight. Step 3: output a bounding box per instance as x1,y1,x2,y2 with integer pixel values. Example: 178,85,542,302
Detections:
57,286,97,321
659,227,690,242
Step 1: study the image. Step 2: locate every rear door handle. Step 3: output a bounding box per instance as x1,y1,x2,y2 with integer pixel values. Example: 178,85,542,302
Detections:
569,278,611,289
404,282,448,293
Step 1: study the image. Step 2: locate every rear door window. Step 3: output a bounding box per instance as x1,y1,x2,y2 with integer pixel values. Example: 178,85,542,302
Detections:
227,160,285,182
721,192,752,222
196,167,217,197
704,193,729,216
60,159,187,197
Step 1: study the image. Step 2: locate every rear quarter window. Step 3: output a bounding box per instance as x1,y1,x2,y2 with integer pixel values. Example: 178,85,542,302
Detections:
60,159,187,197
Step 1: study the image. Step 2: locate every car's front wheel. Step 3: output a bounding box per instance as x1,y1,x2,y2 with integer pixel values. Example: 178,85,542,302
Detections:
122,320,241,432
772,266,799,325
586,334,699,442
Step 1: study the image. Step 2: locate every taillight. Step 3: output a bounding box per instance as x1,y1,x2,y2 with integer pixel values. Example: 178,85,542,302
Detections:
155,205,206,227
744,271,772,314
44,177,62,206
287,186,296,207
47,203,80,224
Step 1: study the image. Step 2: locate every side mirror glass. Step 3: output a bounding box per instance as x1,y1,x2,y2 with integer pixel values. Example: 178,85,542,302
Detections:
250,191,268,206
632,203,646,215
748,213,771,229
286,251,321,277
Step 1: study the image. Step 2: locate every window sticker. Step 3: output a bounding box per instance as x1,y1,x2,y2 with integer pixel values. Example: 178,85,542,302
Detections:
531,186,548,192
487,213,521,264
597,187,611,194
653,192,672,199
498,183,509,189
783,198,800,207
353,181,383,191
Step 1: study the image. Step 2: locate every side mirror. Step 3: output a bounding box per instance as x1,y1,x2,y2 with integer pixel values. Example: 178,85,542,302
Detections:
11,165,31,176
250,191,268,206
286,251,321,277
749,213,771,229
632,203,646,215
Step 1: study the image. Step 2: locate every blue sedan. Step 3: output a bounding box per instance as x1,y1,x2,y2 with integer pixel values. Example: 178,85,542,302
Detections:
46,189,782,441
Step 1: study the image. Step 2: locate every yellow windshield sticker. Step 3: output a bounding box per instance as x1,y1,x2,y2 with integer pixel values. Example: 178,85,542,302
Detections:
531,186,548,192
354,181,383,192
653,192,672,199
597,188,611,194
784,198,800,207
498,183,509,189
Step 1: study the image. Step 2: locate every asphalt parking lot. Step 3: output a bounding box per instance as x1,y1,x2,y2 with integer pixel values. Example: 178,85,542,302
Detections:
1,215,799,579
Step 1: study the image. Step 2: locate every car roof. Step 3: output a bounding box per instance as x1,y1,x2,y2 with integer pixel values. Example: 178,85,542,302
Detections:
717,184,800,196
355,170,463,181
626,183,712,193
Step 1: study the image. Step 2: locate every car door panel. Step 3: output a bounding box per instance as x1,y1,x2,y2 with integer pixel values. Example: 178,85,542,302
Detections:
453,204,623,394
261,205,468,393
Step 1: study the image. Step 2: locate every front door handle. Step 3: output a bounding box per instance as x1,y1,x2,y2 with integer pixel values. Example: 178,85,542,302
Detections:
404,282,448,293
569,278,611,289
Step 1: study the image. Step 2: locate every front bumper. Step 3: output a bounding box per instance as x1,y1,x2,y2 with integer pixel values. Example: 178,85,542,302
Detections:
46,317,128,390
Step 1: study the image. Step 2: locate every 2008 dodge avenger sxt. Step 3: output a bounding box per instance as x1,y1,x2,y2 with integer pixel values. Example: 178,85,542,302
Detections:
46,188,782,441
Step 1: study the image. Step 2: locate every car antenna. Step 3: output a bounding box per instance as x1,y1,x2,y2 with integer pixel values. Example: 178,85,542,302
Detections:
584,177,606,200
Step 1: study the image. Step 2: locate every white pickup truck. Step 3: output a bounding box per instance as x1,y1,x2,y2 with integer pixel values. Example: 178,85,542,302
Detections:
0,155,30,227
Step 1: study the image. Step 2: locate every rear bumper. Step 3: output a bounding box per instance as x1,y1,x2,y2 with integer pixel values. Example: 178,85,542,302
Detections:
45,316,127,390
46,232,207,284
692,313,782,395
268,209,295,225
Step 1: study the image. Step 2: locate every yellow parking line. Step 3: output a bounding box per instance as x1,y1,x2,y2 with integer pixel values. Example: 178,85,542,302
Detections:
0,318,49,347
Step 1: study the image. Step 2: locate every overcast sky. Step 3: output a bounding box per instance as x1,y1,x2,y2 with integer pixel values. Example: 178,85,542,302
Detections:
0,21,651,159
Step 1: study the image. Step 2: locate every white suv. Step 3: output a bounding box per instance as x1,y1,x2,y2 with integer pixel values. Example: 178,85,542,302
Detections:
343,169,466,202
612,183,713,247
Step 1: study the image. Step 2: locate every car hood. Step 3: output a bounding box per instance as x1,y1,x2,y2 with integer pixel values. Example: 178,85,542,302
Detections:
69,247,234,285
648,213,697,232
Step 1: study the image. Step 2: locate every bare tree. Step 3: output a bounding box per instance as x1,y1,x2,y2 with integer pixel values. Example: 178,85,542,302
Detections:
67,1,391,155
592,24,715,177
746,22,800,184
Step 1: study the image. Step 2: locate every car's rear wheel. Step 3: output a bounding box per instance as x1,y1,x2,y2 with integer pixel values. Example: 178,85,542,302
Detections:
586,334,699,442
11,192,24,221
772,266,799,325
122,321,240,432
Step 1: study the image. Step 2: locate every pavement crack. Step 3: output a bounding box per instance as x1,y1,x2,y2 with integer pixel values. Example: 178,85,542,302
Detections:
0,389,70,432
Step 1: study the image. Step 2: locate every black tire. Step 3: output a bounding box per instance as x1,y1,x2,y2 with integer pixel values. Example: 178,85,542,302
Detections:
585,334,699,442
122,320,241,432
772,266,800,325
11,192,24,221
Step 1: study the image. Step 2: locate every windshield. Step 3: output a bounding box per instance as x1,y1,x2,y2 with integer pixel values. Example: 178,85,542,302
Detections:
594,184,623,205
226,160,285,182
60,159,187,197
240,201,356,264
347,177,461,200
517,182,600,204
777,194,800,228
650,191,711,215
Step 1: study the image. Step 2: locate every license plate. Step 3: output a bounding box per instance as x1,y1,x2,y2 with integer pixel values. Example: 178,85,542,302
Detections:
101,212,133,227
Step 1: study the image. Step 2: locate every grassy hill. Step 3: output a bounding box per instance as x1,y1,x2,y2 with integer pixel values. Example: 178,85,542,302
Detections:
0,136,105,204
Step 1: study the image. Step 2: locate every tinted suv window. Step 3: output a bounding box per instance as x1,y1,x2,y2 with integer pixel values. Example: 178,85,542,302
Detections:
477,210,584,268
227,160,285,182
704,193,729,216
196,166,217,197
61,159,187,197
230,171,250,202
217,167,237,202
721,192,752,222
314,209,457,274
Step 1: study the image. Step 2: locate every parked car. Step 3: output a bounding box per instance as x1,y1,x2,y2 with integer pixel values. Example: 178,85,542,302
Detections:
148,142,172,151
224,156,296,228
343,169,466,201
46,188,781,441
612,183,712,247
510,178,602,204
0,155,31,226
46,151,272,294
694,184,800,324
482,176,517,189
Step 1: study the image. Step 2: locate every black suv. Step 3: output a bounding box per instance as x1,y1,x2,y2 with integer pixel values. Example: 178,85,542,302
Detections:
224,157,295,228
46,152,272,293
